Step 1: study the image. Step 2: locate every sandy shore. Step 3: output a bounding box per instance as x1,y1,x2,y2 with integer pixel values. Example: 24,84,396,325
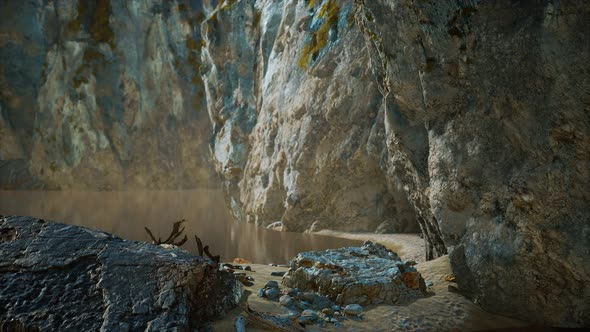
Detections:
212,231,530,331
311,230,427,263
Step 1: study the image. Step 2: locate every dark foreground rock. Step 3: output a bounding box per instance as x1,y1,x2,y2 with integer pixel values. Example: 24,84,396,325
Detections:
282,241,426,305
0,216,241,331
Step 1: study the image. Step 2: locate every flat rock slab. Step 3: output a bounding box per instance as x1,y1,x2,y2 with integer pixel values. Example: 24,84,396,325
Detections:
282,241,426,305
0,216,241,331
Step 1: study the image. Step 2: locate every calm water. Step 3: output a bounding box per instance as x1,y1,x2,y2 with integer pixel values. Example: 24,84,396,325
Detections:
0,190,360,264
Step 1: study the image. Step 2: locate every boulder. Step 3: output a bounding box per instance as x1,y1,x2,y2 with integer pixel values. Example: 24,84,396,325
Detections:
0,216,241,331
282,241,426,305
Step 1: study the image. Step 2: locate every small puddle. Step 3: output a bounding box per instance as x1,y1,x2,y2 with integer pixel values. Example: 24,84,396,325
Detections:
0,190,361,264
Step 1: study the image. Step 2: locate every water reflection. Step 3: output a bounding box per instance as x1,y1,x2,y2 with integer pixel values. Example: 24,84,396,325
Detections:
0,190,360,264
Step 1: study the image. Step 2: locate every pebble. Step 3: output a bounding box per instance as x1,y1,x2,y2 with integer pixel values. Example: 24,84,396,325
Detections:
298,309,318,324
264,280,279,289
296,301,311,310
283,287,299,297
279,295,293,307
426,281,434,287
321,308,334,315
271,271,286,277
302,292,316,302
344,304,363,315
264,288,280,299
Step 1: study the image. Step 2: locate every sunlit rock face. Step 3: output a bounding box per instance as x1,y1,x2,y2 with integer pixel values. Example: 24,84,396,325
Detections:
355,0,590,327
0,0,217,189
202,0,590,327
201,0,418,233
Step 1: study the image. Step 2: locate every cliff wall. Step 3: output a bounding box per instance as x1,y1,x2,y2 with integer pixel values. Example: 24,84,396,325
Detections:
0,0,216,189
202,0,590,326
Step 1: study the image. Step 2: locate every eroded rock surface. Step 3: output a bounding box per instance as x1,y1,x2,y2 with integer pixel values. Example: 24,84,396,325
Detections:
202,0,590,327
0,216,241,331
201,0,418,233
282,241,426,305
354,0,590,326
0,0,215,189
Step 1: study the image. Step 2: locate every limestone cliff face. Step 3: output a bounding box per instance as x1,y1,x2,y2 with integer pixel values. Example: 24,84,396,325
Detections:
0,0,216,189
203,0,590,326
355,0,590,326
201,0,418,233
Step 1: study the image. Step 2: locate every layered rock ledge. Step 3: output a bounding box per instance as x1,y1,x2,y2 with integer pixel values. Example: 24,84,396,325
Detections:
0,216,241,331
282,241,426,305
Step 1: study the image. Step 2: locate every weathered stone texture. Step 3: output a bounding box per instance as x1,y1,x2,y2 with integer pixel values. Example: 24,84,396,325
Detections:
0,0,215,190
355,0,590,326
201,0,418,233
282,241,426,306
202,0,590,327
0,216,241,331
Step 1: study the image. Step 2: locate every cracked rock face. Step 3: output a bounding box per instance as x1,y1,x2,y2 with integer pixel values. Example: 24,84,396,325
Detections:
282,241,426,306
0,0,215,190
0,216,241,331
355,0,590,327
203,0,589,327
201,0,418,233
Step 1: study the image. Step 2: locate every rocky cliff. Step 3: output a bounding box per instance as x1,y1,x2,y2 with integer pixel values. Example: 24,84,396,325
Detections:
202,0,590,327
0,0,217,189
201,0,419,233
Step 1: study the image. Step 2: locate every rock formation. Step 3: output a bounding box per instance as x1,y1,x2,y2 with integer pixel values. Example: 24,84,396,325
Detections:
282,241,426,305
355,0,590,326
0,215,241,330
201,0,418,233
202,0,590,327
0,0,215,190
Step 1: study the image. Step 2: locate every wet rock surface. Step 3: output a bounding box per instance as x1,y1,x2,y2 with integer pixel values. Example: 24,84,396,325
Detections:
282,241,426,305
0,216,241,331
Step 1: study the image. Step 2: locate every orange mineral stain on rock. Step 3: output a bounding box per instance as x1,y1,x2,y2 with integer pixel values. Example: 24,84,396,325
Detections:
401,271,422,290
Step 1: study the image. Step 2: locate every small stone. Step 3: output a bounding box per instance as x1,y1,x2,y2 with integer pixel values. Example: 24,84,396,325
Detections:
426,281,434,287
282,287,299,297
271,271,286,277
302,292,316,302
233,258,252,264
264,288,280,299
279,295,293,307
344,304,363,315
298,309,318,324
321,308,334,315
332,305,341,311
264,280,279,289
296,301,311,310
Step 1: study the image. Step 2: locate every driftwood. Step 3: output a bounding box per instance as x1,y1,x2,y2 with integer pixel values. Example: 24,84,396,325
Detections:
144,220,220,264
237,303,306,332
144,219,187,246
